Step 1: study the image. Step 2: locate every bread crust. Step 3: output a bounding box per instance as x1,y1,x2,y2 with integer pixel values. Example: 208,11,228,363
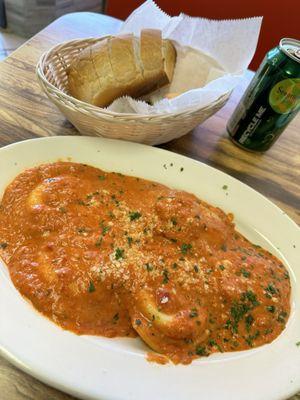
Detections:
68,30,176,107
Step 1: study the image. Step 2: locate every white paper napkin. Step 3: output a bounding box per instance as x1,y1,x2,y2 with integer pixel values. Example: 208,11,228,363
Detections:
106,0,262,115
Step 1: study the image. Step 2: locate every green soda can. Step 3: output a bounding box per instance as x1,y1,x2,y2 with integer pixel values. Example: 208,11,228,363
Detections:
227,38,300,152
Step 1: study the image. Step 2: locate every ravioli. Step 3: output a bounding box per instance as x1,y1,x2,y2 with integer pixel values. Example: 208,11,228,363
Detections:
0,162,291,364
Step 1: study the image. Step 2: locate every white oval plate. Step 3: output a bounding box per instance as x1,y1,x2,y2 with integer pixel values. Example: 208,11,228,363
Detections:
0,136,299,400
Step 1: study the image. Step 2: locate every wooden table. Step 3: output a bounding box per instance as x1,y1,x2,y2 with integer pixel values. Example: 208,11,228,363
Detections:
0,12,299,400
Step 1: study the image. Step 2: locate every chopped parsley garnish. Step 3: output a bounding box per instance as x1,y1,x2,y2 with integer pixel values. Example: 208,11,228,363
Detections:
229,291,259,333
230,303,250,333
0,242,8,249
219,264,225,271
129,211,142,221
172,263,178,269
95,237,103,247
113,313,119,323
245,314,254,332
88,281,96,293
220,244,227,251
101,225,110,235
208,339,223,353
135,319,142,326
284,272,289,279
266,305,276,313
98,175,106,180
296,341,300,347
240,268,251,278
195,346,207,356
241,290,260,307
59,207,67,213
145,263,153,272
115,248,124,260
171,217,177,226
222,185,228,190
180,167,184,172
194,265,199,273
111,195,120,206
208,339,216,347
265,284,277,297
245,330,260,347
264,328,273,335
162,269,169,284
99,220,109,233
181,243,192,255
277,311,287,323
108,211,115,219
189,309,198,318
127,236,133,246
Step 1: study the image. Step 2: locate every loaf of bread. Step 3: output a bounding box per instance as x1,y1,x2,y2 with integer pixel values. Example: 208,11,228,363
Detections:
68,29,176,108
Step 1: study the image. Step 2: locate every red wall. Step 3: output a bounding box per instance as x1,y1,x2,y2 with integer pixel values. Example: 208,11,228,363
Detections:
105,0,300,71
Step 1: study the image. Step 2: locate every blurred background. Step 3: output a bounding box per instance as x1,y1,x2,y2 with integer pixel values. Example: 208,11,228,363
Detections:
0,0,299,68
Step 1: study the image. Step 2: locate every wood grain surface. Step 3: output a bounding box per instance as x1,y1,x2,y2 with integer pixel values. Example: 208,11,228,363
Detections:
0,11,299,400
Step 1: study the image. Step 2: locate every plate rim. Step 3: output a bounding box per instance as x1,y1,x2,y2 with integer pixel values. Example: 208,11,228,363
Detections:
0,135,299,400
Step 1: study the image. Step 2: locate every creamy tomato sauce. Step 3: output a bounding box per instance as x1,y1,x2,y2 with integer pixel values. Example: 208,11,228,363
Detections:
0,162,291,364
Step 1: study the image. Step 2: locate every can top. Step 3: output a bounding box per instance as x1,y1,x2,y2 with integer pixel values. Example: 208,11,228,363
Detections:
279,38,300,63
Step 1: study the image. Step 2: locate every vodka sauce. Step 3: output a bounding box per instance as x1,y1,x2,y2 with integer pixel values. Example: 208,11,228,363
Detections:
0,162,291,364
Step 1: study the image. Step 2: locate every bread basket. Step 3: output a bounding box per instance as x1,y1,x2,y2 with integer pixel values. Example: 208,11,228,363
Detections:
36,37,231,145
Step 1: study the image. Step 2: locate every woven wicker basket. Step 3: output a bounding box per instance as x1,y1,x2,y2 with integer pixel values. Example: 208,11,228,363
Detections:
36,37,231,145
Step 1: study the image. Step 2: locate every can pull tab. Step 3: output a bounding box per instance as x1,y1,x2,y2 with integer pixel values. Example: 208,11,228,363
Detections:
287,48,300,60
294,49,300,60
